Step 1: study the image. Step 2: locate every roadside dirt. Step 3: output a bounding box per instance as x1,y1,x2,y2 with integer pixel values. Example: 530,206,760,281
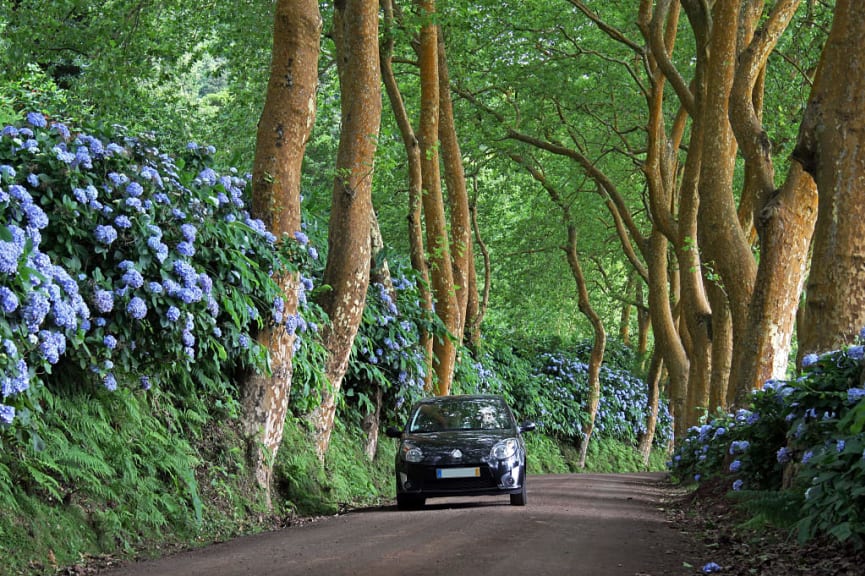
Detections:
671,476,865,575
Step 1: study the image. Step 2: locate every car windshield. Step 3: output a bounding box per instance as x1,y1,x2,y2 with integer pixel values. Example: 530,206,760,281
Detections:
408,397,514,433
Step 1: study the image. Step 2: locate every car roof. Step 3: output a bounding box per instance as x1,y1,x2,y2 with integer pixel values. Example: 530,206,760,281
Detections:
416,394,505,403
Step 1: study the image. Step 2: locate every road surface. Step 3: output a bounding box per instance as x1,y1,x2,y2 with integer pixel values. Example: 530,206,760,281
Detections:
101,472,706,576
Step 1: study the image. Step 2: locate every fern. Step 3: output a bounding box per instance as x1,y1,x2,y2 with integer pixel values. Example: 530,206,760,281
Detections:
729,489,804,529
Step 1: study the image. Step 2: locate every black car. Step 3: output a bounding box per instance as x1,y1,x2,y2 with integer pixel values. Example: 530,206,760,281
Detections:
385,394,536,510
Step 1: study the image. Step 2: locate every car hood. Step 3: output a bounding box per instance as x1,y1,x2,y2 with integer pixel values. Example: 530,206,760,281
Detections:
403,429,518,462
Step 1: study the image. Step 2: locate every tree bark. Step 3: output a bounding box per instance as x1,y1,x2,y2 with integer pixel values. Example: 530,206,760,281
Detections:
727,0,811,403
243,0,321,507
637,350,663,465
309,0,381,458
417,0,458,395
796,0,865,356
380,0,435,388
564,224,607,469
437,30,473,345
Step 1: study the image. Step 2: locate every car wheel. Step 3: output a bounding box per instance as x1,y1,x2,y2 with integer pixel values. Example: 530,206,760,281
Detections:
397,494,426,510
510,482,527,506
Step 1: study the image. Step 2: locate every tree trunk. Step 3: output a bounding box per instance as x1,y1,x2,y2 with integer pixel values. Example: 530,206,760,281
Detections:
417,0,458,395
647,229,689,438
564,224,607,469
466,182,490,349
361,211,392,461
438,29,473,344
796,0,865,356
732,165,817,406
638,350,663,465
694,1,757,408
727,0,810,403
309,0,381,458
242,0,321,507
380,0,435,387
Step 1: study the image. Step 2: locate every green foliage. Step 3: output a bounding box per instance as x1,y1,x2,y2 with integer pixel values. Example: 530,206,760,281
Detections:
505,343,673,446
669,343,865,547
274,417,397,517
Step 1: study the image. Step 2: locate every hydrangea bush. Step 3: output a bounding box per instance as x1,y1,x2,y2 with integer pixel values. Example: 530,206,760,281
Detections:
508,348,673,446
334,267,434,423
668,339,865,545
0,111,325,433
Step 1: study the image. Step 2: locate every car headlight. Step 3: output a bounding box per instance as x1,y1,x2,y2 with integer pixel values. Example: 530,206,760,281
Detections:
491,438,518,460
401,442,424,463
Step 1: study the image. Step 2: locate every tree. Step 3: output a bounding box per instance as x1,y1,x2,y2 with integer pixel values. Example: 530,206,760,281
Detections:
416,0,459,396
308,0,382,458
242,0,321,506
796,0,865,357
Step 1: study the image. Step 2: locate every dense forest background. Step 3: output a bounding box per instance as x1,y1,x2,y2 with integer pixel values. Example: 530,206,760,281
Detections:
3,0,865,573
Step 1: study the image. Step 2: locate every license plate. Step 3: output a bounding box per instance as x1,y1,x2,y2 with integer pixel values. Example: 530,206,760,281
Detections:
436,467,480,479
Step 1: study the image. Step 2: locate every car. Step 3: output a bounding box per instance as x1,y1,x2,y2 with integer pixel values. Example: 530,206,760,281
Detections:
385,394,536,510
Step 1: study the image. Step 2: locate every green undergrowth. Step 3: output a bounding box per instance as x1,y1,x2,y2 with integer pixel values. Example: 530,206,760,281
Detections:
273,416,397,517
526,433,669,475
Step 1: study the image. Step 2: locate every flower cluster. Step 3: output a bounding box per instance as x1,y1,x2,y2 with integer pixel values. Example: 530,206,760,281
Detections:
509,347,673,445
0,112,317,427
669,339,865,546
331,271,431,420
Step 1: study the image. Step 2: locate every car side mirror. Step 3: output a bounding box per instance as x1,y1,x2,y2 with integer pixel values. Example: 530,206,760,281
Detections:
385,426,403,439
519,421,536,433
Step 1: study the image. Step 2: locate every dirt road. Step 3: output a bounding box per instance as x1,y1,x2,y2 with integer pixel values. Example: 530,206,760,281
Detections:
101,472,707,576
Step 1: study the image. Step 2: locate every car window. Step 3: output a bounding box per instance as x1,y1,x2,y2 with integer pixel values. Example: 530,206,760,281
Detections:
408,398,514,432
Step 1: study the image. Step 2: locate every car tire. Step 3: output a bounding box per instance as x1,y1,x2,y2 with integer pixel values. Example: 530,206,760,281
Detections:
510,482,527,506
397,494,426,510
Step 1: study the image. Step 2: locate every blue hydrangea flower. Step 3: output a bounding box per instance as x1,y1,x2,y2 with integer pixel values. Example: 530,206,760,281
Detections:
121,268,144,289
0,286,19,313
732,479,743,491
26,111,47,128
140,376,151,390
0,404,15,424
93,290,114,314
701,562,721,573
166,306,181,322
22,291,50,332
180,223,197,243
776,446,792,464
103,334,118,350
127,297,147,320
114,215,132,229
729,460,741,473
52,122,71,141
94,225,118,245
103,373,118,391
177,241,195,257
294,231,309,245
802,353,819,368
125,182,143,197
0,241,22,275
